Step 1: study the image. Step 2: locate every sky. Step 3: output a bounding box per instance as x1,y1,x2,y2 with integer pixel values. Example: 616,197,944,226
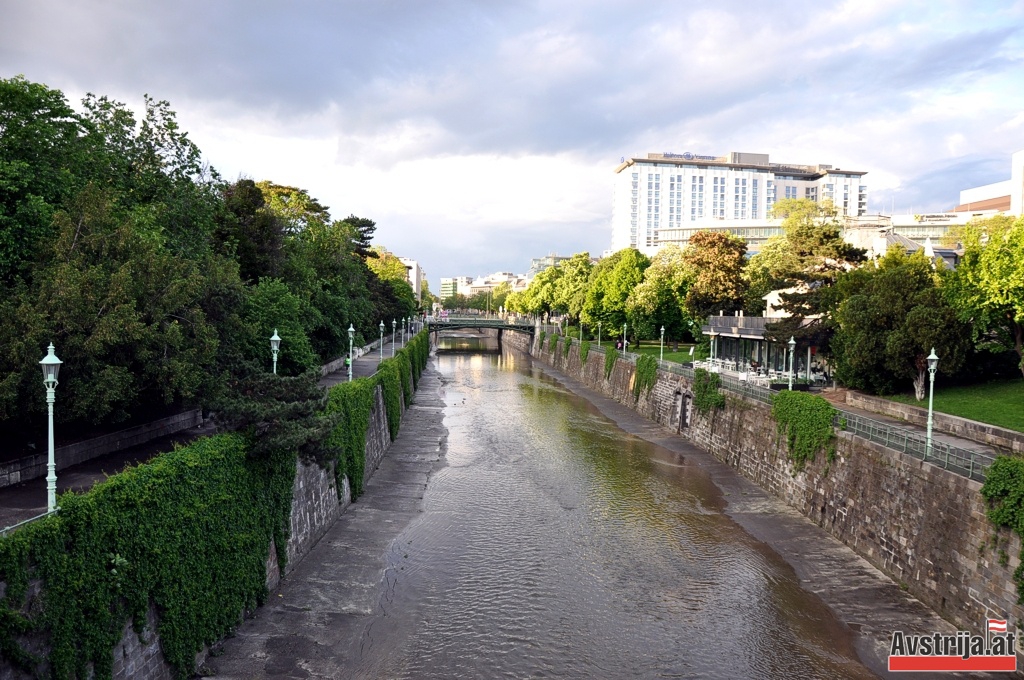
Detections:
3,1,1024,291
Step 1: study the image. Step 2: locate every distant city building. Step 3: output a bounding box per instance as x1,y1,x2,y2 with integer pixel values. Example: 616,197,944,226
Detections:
526,254,569,279
398,257,427,302
440,276,473,300
611,151,868,255
952,148,1024,216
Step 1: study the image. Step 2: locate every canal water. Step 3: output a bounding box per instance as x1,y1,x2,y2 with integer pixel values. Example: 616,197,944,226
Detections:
349,336,875,679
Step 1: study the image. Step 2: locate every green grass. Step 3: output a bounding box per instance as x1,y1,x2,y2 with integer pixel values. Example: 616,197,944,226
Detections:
886,380,1024,433
631,342,707,363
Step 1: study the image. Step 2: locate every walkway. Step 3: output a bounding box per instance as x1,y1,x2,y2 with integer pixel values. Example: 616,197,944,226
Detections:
205,362,447,678
0,338,411,531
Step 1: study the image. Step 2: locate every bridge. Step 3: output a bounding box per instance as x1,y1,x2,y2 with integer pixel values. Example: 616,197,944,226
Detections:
426,317,535,348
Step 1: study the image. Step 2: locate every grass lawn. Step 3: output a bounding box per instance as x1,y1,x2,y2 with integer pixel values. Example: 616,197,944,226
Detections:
630,342,707,364
886,380,1024,433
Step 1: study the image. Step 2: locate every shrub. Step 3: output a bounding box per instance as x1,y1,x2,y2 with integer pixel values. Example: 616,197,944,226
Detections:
604,348,618,380
579,340,591,364
693,368,725,414
633,354,658,402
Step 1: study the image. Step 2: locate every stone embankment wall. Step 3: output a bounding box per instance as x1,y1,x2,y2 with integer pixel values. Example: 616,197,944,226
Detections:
1,375,411,680
509,330,1024,635
0,410,203,489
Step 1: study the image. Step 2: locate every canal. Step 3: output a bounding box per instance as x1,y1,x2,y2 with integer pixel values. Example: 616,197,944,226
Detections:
344,335,876,679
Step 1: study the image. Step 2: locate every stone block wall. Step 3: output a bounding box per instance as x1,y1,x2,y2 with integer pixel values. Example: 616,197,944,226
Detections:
519,332,1024,635
2,378,402,680
0,410,203,489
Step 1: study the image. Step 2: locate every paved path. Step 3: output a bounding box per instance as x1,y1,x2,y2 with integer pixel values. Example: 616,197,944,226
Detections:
206,361,448,678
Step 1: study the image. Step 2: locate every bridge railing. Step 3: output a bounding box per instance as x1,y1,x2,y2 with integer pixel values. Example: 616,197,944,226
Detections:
547,335,995,482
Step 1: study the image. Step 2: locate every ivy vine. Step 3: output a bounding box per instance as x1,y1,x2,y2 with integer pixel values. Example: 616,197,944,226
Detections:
549,333,559,352
981,457,1024,603
604,347,618,380
770,390,837,471
0,329,432,679
538,330,546,350
633,354,658,402
579,340,591,364
562,337,572,359
693,368,725,414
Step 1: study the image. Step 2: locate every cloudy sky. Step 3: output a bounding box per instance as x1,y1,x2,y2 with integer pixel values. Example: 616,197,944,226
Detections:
3,1,1023,289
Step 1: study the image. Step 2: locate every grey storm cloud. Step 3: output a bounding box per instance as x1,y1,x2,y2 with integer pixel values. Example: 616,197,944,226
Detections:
2,0,1024,281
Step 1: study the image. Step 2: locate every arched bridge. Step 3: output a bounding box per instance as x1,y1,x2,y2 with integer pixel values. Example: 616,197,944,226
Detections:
426,318,535,344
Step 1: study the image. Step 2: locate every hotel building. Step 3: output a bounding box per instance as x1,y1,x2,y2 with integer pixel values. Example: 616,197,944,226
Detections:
610,151,868,254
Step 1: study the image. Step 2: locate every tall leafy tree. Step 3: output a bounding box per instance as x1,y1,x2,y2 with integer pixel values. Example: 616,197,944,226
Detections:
945,215,1024,377
0,76,89,281
680,231,747,321
552,252,593,324
339,214,378,259
764,198,866,350
582,248,649,335
626,244,697,344
832,250,970,397
216,179,287,282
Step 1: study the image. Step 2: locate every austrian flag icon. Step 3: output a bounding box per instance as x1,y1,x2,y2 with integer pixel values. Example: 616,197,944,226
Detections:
989,619,1009,634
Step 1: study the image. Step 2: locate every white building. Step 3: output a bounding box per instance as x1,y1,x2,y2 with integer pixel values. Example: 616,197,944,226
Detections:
398,257,427,302
953,148,1024,216
440,276,473,300
610,151,868,254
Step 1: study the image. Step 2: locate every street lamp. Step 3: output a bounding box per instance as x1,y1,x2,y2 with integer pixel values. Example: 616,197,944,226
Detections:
622,323,627,352
597,322,601,347
347,324,355,382
392,319,397,356
660,326,665,362
270,330,281,374
709,331,717,361
379,321,385,361
788,336,796,390
926,348,939,459
39,344,62,513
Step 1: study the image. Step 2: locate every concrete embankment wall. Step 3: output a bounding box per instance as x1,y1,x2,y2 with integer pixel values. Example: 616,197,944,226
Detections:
506,330,1024,636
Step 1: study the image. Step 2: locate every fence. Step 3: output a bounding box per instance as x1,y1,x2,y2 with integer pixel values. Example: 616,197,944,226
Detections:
557,336,996,483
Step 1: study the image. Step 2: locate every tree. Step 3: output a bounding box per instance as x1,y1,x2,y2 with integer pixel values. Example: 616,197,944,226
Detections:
366,246,410,283
742,234,802,315
338,215,377,259
0,77,89,281
552,253,593,324
582,248,649,334
763,198,867,351
944,215,1024,378
491,281,512,311
256,181,331,233
625,244,697,343
216,179,287,283
832,250,970,398
514,265,562,316
680,231,747,321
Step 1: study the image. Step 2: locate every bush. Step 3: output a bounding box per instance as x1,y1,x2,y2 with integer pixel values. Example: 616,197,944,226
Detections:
579,340,591,364
982,456,1024,603
693,368,725,414
604,347,618,380
633,354,658,402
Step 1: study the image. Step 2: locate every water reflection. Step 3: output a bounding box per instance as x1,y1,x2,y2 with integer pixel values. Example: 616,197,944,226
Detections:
352,338,873,679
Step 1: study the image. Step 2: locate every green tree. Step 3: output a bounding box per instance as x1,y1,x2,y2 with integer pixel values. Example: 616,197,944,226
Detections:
832,249,970,397
945,215,1024,377
338,214,377,259
366,246,410,283
552,253,593,324
625,244,697,343
0,76,89,282
680,231,747,320
742,234,802,315
515,265,563,316
256,181,331,233
764,198,867,351
582,248,649,335
216,179,287,282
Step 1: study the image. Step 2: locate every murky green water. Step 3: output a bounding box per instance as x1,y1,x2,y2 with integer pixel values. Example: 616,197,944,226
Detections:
350,337,874,679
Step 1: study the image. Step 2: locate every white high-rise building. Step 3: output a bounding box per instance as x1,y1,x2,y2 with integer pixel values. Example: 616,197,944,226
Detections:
610,151,868,254
398,257,427,302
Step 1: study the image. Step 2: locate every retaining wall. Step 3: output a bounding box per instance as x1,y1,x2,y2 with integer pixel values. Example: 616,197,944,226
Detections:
1,376,410,680
512,330,1024,636
0,410,203,489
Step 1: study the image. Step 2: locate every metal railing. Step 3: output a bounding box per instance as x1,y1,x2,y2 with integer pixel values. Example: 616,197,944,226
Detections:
1,509,56,537
562,338,996,482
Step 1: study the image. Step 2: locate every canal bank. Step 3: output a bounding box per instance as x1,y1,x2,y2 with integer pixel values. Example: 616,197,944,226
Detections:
209,337,889,678
508,327,1023,676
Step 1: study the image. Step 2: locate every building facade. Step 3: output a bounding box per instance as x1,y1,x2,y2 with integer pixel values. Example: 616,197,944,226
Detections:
398,257,427,302
610,151,868,253
439,276,473,300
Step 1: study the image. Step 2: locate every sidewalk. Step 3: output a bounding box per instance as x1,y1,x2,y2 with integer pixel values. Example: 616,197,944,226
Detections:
319,338,407,388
